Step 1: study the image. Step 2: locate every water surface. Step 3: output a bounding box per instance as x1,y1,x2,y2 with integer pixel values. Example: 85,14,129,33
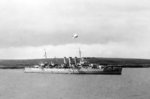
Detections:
0,68,150,99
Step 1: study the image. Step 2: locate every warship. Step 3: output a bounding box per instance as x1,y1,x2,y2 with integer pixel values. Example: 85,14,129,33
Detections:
24,33,122,74
24,57,122,74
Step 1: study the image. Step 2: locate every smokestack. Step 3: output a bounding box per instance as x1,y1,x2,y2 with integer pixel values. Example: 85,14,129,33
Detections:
74,57,77,66
63,57,67,64
68,57,72,67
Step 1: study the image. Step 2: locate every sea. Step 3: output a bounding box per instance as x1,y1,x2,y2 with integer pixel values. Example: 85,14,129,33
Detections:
0,68,150,99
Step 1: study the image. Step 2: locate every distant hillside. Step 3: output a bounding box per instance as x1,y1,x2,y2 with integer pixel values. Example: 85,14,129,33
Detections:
86,57,150,65
0,58,63,69
0,57,150,69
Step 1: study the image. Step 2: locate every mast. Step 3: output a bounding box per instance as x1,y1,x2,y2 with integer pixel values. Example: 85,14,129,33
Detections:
79,48,81,59
44,49,47,59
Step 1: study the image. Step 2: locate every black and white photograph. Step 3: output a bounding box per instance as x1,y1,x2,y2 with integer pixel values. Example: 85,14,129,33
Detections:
0,0,150,99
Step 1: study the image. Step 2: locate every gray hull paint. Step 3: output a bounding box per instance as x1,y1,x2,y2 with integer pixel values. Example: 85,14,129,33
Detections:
24,68,122,74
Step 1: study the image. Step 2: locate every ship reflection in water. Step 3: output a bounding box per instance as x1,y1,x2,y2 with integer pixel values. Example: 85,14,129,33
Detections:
25,57,122,74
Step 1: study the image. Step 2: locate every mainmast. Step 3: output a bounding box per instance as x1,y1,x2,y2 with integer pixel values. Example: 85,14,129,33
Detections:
79,48,81,59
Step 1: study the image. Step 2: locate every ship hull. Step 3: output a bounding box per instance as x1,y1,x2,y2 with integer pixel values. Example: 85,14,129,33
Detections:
24,68,122,74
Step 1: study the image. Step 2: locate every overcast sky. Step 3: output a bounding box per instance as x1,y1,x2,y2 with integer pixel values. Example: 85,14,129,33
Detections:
0,0,150,59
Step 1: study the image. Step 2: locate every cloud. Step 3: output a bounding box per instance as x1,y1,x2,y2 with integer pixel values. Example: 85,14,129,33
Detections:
1,42,150,59
0,0,149,47
0,0,150,58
